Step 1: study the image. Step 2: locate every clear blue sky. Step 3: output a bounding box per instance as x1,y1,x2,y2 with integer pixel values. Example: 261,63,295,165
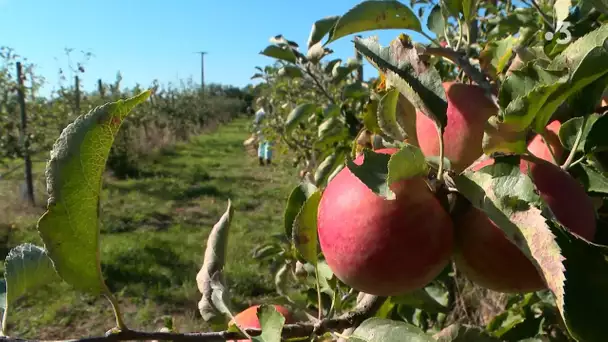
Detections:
1,0,441,97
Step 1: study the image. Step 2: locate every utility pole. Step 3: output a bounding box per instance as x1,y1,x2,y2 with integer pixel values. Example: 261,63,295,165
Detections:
195,51,207,95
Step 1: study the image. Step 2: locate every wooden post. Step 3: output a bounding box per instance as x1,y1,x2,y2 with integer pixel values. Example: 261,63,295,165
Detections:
98,79,105,98
74,75,81,114
16,62,35,205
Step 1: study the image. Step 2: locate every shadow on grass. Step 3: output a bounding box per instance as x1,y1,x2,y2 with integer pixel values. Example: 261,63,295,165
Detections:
102,239,199,303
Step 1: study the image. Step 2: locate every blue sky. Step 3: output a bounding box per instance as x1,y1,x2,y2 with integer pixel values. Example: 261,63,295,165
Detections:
1,0,443,97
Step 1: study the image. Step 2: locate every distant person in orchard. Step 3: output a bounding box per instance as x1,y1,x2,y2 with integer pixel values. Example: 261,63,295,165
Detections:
253,102,273,166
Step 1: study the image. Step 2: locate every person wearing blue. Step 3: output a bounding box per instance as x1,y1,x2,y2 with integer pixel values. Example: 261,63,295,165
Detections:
253,105,272,166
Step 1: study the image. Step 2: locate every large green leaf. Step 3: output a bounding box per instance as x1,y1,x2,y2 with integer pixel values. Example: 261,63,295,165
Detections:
260,45,297,64
37,90,151,295
350,317,434,342
308,16,340,49
499,63,569,132
534,23,608,131
551,222,608,342
354,35,448,131
455,157,608,342
292,190,322,265
325,1,422,46
285,103,317,135
284,181,317,239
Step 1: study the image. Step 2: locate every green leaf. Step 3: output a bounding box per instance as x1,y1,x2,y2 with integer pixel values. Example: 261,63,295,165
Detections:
324,58,343,75
534,24,608,131
454,158,566,332
196,200,234,322
292,190,322,265
558,114,600,152
452,158,608,342
391,286,448,314
482,116,529,155
427,5,445,39
332,59,362,84
3,243,60,305
589,0,608,15
387,144,429,186
284,181,318,239
576,164,608,193
323,104,341,118
278,66,303,78
362,99,382,134
499,63,569,132
441,0,462,18
314,151,345,186
285,103,317,135
37,90,150,295
350,317,434,342
549,222,608,342
317,117,349,143
434,323,501,341
378,88,407,141
343,82,369,99
461,0,479,24
346,149,393,199
354,35,448,130
251,305,286,342
325,1,422,46
260,45,297,64
479,36,518,77
584,114,608,153
308,16,340,49
1,243,61,334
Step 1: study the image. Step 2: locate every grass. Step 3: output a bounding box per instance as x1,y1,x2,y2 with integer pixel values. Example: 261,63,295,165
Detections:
0,117,299,339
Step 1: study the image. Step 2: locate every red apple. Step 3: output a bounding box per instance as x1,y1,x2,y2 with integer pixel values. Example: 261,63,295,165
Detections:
527,120,564,164
415,82,497,173
317,148,454,296
453,155,596,293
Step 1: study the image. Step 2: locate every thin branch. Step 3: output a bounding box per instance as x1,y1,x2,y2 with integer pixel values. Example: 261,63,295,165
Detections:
304,65,336,105
526,0,555,31
0,296,387,342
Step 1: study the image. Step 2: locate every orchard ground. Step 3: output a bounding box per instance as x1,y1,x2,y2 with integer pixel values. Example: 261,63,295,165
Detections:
0,117,298,339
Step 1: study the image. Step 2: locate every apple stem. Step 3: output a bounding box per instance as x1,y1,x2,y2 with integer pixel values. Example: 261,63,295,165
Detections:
314,263,323,320
562,116,588,170
105,291,128,331
539,133,559,165
455,18,464,51
436,124,445,182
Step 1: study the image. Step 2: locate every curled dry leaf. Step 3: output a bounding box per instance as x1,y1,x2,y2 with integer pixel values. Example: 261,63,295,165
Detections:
196,199,234,322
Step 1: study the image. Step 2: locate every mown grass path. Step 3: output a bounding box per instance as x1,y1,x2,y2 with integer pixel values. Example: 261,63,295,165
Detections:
1,117,298,339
